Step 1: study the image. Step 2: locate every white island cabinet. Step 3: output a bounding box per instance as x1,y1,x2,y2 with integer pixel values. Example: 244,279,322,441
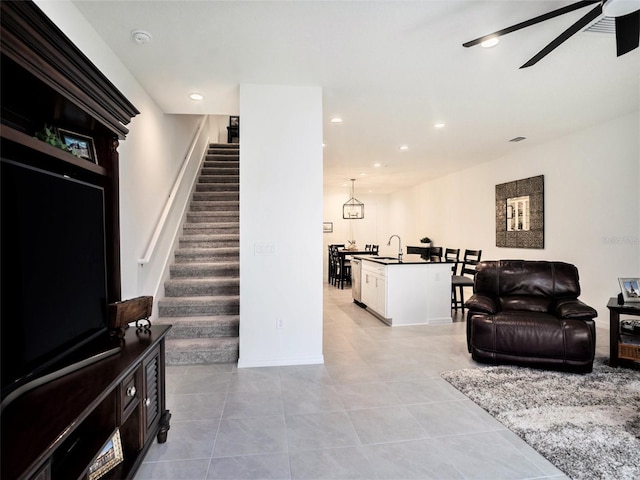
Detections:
358,256,452,326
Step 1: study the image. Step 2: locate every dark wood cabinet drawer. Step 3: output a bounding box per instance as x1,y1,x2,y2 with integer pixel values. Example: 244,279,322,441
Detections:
121,370,140,420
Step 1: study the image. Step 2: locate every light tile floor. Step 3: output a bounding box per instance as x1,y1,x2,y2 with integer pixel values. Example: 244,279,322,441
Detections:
136,284,609,480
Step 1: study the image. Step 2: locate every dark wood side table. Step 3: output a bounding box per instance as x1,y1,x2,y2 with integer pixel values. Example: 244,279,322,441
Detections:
607,297,640,367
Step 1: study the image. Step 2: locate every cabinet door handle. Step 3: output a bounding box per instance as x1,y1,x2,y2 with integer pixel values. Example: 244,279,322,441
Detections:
145,397,152,407
126,386,137,397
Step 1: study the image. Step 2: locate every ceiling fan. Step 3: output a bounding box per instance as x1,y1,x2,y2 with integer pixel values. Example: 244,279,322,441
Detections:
463,0,640,68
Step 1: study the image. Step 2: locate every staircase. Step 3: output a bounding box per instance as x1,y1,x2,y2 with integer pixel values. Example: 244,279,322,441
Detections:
157,143,240,365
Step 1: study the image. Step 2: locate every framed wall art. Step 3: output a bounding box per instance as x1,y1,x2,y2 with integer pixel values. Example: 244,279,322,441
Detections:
495,175,544,249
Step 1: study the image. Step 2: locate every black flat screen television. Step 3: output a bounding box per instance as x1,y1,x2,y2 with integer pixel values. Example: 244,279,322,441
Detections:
1,158,111,405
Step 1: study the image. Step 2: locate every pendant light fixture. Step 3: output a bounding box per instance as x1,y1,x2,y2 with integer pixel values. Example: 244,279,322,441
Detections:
343,178,364,219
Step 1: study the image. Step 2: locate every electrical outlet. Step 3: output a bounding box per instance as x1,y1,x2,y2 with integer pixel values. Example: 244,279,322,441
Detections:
276,317,284,329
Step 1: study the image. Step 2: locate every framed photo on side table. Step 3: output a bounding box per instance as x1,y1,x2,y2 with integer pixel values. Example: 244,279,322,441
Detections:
88,429,124,480
619,278,640,303
58,128,98,164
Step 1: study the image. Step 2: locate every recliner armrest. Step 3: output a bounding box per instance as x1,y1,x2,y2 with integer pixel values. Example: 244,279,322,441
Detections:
553,299,598,319
465,294,498,314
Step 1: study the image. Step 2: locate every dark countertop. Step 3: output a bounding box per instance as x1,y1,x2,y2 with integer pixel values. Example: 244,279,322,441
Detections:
354,254,455,265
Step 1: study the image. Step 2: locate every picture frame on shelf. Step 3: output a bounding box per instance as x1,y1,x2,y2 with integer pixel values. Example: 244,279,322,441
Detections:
58,128,98,164
619,278,640,303
323,222,333,233
229,116,239,127
88,429,124,480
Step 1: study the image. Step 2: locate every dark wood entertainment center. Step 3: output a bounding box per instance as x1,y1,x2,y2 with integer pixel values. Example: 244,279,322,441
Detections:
1,2,171,479
2,326,171,480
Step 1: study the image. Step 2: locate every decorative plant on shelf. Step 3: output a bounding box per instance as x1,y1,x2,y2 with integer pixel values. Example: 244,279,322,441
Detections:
420,236,432,244
34,125,79,157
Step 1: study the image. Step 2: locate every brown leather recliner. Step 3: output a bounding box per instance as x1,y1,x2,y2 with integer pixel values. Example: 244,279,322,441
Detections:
466,260,598,373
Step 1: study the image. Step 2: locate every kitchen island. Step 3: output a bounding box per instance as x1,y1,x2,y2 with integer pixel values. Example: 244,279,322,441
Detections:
354,254,453,326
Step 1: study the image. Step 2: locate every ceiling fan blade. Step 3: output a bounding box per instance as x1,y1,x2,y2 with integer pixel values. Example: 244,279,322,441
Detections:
520,4,603,68
462,0,600,47
615,10,640,56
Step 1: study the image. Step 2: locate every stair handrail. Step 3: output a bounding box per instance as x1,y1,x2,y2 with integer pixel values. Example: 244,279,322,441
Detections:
138,115,209,266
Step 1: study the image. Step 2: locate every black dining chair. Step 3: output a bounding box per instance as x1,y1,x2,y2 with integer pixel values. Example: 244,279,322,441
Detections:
430,246,443,262
330,245,351,289
445,248,460,274
328,244,344,284
451,249,482,312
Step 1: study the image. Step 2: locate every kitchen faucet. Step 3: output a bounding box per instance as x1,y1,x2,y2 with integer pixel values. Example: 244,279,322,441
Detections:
387,235,403,262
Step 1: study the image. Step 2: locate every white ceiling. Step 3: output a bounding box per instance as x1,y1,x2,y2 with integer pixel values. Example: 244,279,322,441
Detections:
72,0,640,194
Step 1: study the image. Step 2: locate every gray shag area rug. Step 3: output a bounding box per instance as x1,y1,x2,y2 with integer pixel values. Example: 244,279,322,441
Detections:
441,358,640,480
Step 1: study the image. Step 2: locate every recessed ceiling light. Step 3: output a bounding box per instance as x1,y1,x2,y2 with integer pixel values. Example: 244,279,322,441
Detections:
434,122,446,129
373,163,381,167
330,117,343,123
131,29,152,45
481,36,499,48
399,145,409,151
189,93,204,101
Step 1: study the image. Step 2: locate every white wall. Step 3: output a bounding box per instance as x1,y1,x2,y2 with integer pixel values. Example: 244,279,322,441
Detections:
384,112,640,321
238,84,323,367
35,0,207,300
134,115,211,307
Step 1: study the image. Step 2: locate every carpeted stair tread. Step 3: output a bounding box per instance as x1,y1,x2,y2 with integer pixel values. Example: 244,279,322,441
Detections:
158,295,239,317
206,152,239,157
202,165,239,172
158,295,240,304
179,241,239,249
189,201,239,212
169,262,239,279
174,252,239,264
186,212,239,223
158,315,239,338
179,235,239,248
165,337,239,365
180,231,239,239
208,143,238,150
182,225,239,234
200,167,240,175
192,191,239,199
187,210,238,218
196,183,239,192
205,157,239,163
203,159,239,165
157,314,239,325
174,255,239,263
199,175,239,183
164,277,239,296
